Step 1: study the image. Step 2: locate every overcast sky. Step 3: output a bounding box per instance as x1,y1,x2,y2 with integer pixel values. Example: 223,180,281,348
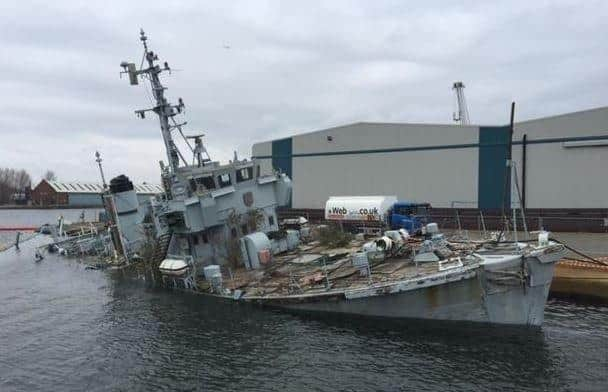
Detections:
1,0,606,184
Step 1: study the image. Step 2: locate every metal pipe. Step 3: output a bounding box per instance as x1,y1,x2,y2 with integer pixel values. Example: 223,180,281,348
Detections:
498,102,516,242
508,101,515,160
95,151,107,189
511,162,529,236
512,199,518,243
14,232,21,250
480,210,487,237
501,102,515,216
521,134,527,210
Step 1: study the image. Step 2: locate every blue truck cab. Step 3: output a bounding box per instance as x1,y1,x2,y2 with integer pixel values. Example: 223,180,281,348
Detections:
388,201,431,234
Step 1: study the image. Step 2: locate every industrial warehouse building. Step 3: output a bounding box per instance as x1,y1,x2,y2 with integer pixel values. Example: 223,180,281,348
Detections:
31,180,163,207
252,106,608,231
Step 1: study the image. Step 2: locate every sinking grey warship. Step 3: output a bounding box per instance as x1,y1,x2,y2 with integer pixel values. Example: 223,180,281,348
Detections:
118,30,566,327
118,30,291,275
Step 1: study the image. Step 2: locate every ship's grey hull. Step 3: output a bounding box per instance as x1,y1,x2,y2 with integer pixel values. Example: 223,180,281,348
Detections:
246,250,564,327
272,276,487,323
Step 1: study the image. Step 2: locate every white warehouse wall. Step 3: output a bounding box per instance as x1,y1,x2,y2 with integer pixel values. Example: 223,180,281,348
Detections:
253,106,608,210
254,122,480,208
512,107,608,209
292,123,479,208
252,141,273,175
292,149,478,208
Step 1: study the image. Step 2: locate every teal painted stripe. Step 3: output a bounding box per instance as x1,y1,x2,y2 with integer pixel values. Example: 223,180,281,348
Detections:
253,134,608,159
478,126,511,210
271,138,292,177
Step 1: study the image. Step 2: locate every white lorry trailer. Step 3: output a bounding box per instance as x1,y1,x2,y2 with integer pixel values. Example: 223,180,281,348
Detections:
325,196,431,234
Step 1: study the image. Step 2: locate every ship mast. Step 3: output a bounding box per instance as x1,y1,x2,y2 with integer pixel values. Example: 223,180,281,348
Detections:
120,29,189,173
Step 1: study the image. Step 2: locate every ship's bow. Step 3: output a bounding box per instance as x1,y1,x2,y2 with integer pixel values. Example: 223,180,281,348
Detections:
479,242,566,326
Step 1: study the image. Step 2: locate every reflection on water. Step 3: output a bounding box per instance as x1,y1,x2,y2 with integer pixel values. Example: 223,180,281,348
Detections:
1,236,607,391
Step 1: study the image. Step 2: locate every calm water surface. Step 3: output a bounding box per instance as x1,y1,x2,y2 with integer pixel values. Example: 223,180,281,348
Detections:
0,208,102,228
1,236,607,392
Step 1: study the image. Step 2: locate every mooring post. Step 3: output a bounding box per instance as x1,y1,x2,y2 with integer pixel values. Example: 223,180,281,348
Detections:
15,232,21,250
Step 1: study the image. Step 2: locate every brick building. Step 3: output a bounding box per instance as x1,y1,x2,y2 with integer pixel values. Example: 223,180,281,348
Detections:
31,180,162,207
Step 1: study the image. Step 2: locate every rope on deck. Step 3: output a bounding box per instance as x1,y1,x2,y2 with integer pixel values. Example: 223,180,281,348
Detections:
549,238,608,267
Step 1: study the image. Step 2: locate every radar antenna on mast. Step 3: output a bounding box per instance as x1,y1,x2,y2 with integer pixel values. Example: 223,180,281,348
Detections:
185,133,211,167
452,81,470,125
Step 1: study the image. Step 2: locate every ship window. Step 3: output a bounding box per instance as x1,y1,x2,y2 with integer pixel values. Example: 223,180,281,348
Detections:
195,176,216,190
189,179,197,192
256,165,260,177
230,228,237,238
218,173,231,187
202,232,208,244
268,215,275,226
192,235,199,245
236,167,253,182
241,224,248,235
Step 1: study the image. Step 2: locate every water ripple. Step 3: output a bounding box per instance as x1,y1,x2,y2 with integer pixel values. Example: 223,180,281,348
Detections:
1,238,607,391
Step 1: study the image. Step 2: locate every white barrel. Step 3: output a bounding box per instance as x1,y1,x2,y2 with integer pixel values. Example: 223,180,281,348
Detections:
375,236,393,251
383,230,404,246
425,223,439,235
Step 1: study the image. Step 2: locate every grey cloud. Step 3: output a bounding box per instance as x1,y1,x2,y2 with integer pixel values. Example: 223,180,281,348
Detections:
0,0,606,183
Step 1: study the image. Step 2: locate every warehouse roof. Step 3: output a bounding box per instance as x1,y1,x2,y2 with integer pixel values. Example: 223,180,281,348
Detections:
254,105,608,143
133,183,164,194
43,180,163,194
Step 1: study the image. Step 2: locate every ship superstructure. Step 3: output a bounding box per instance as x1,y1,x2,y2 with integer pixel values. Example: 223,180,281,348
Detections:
120,30,291,277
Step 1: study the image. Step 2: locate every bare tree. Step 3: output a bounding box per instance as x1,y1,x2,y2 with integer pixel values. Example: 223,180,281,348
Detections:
0,168,15,204
15,169,31,189
0,167,32,205
43,170,57,182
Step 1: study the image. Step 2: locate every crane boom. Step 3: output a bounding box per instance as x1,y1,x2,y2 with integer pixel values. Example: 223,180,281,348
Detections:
452,81,470,125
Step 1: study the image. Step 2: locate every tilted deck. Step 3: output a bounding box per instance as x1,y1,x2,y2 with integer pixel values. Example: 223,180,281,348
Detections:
195,238,480,300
